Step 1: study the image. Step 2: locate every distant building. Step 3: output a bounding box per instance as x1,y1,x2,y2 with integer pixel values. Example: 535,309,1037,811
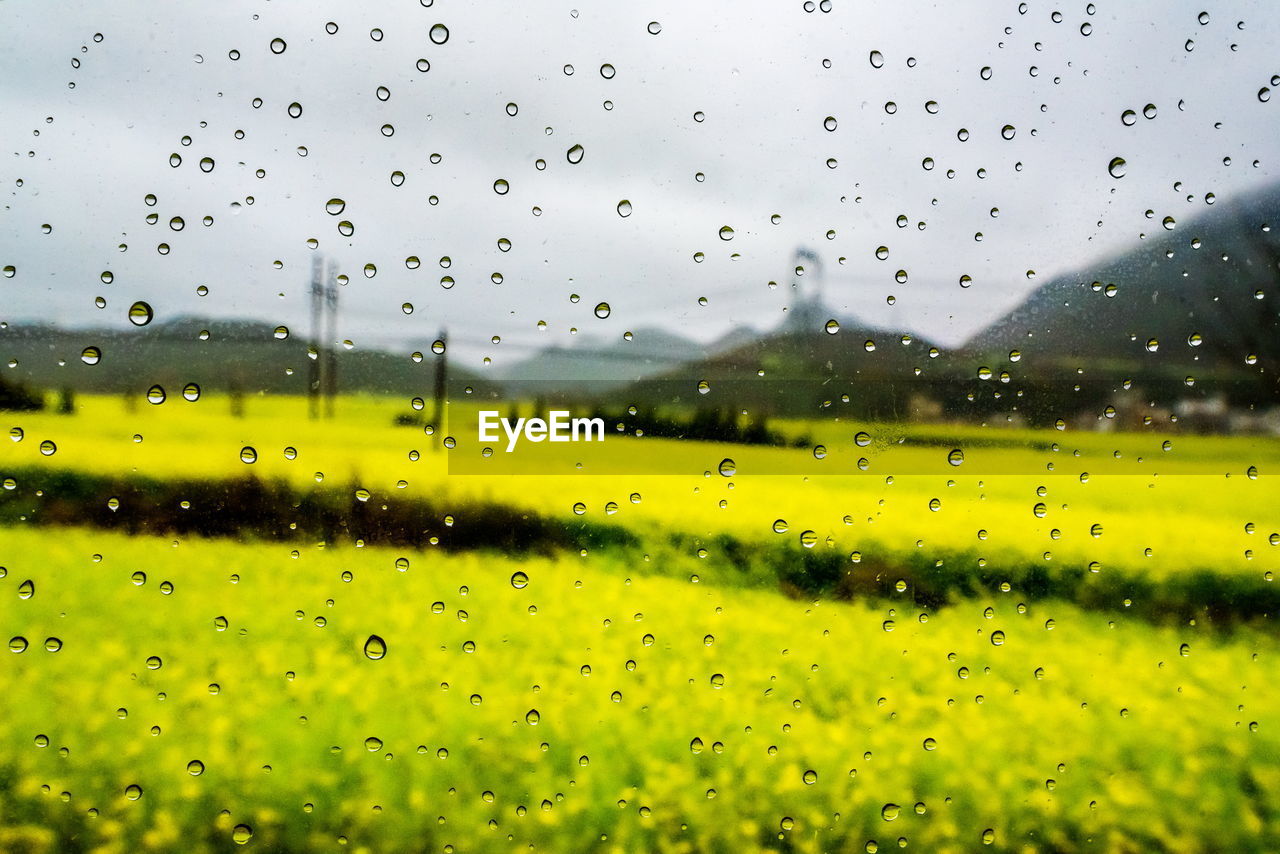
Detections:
908,393,943,422
1173,394,1229,434
1228,407,1280,436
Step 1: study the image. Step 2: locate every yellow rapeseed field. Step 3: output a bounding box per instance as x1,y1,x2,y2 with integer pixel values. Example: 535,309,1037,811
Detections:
0,527,1276,853
2,395,1278,851
3,394,1276,584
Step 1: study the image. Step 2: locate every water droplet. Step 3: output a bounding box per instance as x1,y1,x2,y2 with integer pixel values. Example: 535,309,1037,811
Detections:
813,445,827,460
566,144,584,164
823,116,837,131
493,178,509,195
511,571,529,589
240,446,257,464
232,824,253,845
617,199,632,217
525,708,540,725
869,50,884,68
146,386,166,405
269,38,286,54
594,302,611,319
718,225,734,241
363,635,387,660
429,23,449,44
128,301,153,326
124,784,143,801
199,157,214,173
325,198,346,215
599,63,615,79
81,346,101,365
1108,157,1127,179
773,519,789,534
882,803,900,821
802,769,818,784
182,383,200,402
948,449,964,466
8,637,28,653
17,580,34,599
854,431,872,447
287,102,303,118
718,458,736,477
991,630,1006,646
647,21,662,34
187,760,205,776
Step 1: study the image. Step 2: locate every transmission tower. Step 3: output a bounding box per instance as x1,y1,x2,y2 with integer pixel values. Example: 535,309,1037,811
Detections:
323,259,339,418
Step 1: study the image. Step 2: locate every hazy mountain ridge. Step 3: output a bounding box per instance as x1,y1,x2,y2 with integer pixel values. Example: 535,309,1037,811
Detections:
0,317,494,398
4,182,1278,418
494,325,758,394
965,181,1280,392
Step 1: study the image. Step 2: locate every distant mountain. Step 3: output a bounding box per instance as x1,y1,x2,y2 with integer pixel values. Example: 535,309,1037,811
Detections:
707,324,764,354
0,316,496,400
966,180,1280,408
495,326,753,395
620,305,947,418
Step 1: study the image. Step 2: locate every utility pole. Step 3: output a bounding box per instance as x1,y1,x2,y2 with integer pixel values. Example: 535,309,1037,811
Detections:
432,328,448,444
308,254,324,420
323,259,339,418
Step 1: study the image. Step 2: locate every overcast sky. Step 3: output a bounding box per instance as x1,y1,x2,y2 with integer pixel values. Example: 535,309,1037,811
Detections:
2,0,1277,367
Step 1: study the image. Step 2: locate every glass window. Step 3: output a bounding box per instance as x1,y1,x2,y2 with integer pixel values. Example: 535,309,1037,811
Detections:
1,2,1277,851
